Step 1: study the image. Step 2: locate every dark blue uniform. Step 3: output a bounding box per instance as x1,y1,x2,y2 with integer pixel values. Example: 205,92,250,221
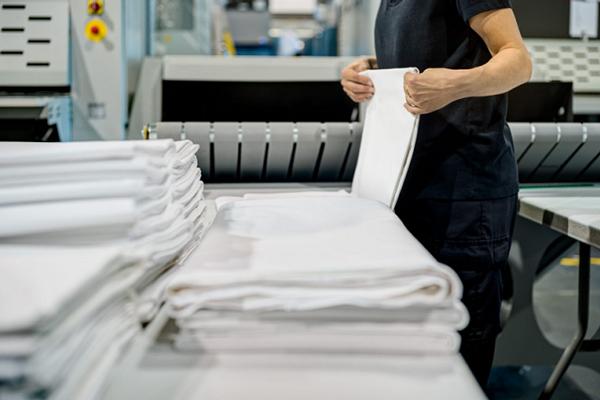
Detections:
374,0,518,387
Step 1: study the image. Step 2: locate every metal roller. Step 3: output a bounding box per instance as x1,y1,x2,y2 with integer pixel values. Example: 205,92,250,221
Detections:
147,121,363,183
147,122,600,184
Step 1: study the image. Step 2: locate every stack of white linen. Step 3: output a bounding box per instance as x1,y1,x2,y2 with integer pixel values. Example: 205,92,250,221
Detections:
167,194,468,356
0,140,207,261
0,140,213,399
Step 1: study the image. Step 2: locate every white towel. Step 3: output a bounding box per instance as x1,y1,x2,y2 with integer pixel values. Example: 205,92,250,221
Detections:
351,68,419,208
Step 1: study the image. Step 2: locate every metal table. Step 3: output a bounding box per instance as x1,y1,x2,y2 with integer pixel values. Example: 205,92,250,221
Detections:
518,186,600,399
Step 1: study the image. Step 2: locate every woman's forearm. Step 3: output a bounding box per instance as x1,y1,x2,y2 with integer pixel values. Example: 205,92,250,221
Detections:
403,8,532,115
455,47,532,99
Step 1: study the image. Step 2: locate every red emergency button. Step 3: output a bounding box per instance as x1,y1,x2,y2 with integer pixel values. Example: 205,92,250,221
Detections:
85,19,107,42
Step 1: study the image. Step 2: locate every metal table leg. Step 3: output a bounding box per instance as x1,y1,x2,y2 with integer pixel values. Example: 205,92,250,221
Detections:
539,242,591,400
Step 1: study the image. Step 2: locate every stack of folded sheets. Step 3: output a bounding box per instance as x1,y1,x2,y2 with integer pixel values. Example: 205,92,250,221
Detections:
166,193,468,356
0,140,213,400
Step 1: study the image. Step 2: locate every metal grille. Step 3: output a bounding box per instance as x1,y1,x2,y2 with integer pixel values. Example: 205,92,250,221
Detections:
526,39,600,93
0,0,69,86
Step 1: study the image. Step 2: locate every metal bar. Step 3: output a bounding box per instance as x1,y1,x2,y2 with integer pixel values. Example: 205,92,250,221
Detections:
539,242,591,399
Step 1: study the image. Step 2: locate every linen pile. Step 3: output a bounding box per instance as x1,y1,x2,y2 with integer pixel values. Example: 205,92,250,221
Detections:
167,194,468,356
0,139,212,399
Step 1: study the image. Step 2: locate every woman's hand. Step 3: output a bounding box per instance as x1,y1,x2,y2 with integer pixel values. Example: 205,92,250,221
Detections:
403,68,466,115
341,58,377,103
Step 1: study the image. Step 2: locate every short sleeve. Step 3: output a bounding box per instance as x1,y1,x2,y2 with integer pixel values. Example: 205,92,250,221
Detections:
455,0,512,23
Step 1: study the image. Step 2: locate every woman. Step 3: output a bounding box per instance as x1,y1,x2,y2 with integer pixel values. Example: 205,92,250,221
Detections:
341,0,532,388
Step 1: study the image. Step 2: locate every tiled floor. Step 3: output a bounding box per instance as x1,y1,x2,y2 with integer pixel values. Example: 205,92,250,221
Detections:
488,246,600,399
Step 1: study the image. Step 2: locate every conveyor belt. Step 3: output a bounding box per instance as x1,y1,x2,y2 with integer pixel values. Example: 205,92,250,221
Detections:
147,122,600,184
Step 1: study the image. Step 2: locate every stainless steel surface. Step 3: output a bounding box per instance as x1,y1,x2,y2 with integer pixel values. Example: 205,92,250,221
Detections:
518,186,600,247
162,55,355,81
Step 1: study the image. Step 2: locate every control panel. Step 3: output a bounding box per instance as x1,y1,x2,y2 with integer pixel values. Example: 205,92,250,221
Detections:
0,0,69,86
71,0,126,140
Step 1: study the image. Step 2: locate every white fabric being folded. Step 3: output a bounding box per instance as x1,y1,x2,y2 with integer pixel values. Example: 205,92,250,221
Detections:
218,69,419,210
351,68,419,208
167,196,464,318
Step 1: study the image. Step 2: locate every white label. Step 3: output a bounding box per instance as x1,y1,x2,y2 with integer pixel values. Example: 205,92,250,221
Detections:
570,0,599,38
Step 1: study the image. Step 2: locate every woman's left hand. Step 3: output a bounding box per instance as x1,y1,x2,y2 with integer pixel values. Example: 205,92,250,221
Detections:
404,68,465,115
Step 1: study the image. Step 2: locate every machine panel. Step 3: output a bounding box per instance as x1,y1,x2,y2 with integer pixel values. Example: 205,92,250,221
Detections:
0,0,69,87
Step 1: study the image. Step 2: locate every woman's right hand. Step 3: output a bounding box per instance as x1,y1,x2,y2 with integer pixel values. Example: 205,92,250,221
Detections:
341,58,376,103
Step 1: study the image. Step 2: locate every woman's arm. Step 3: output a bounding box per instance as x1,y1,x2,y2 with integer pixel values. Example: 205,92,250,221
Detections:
404,8,532,115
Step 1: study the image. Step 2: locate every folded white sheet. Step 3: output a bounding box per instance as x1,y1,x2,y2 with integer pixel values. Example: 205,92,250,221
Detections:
0,245,139,333
0,139,208,400
351,68,419,208
0,158,170,187
0,198,138,238
175,324,461,355
0,178,166,206
167,196,464,319
0,139,175,166
175,302,468,331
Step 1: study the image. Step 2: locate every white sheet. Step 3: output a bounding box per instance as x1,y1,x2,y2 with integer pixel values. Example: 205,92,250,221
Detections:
0,245,138,332
0,158,169,187
351,68,419,208
175,324,461,355
0,139,208,399
0,179,166,206
167,196,464,318
0,198,137,238
0,139,175,166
